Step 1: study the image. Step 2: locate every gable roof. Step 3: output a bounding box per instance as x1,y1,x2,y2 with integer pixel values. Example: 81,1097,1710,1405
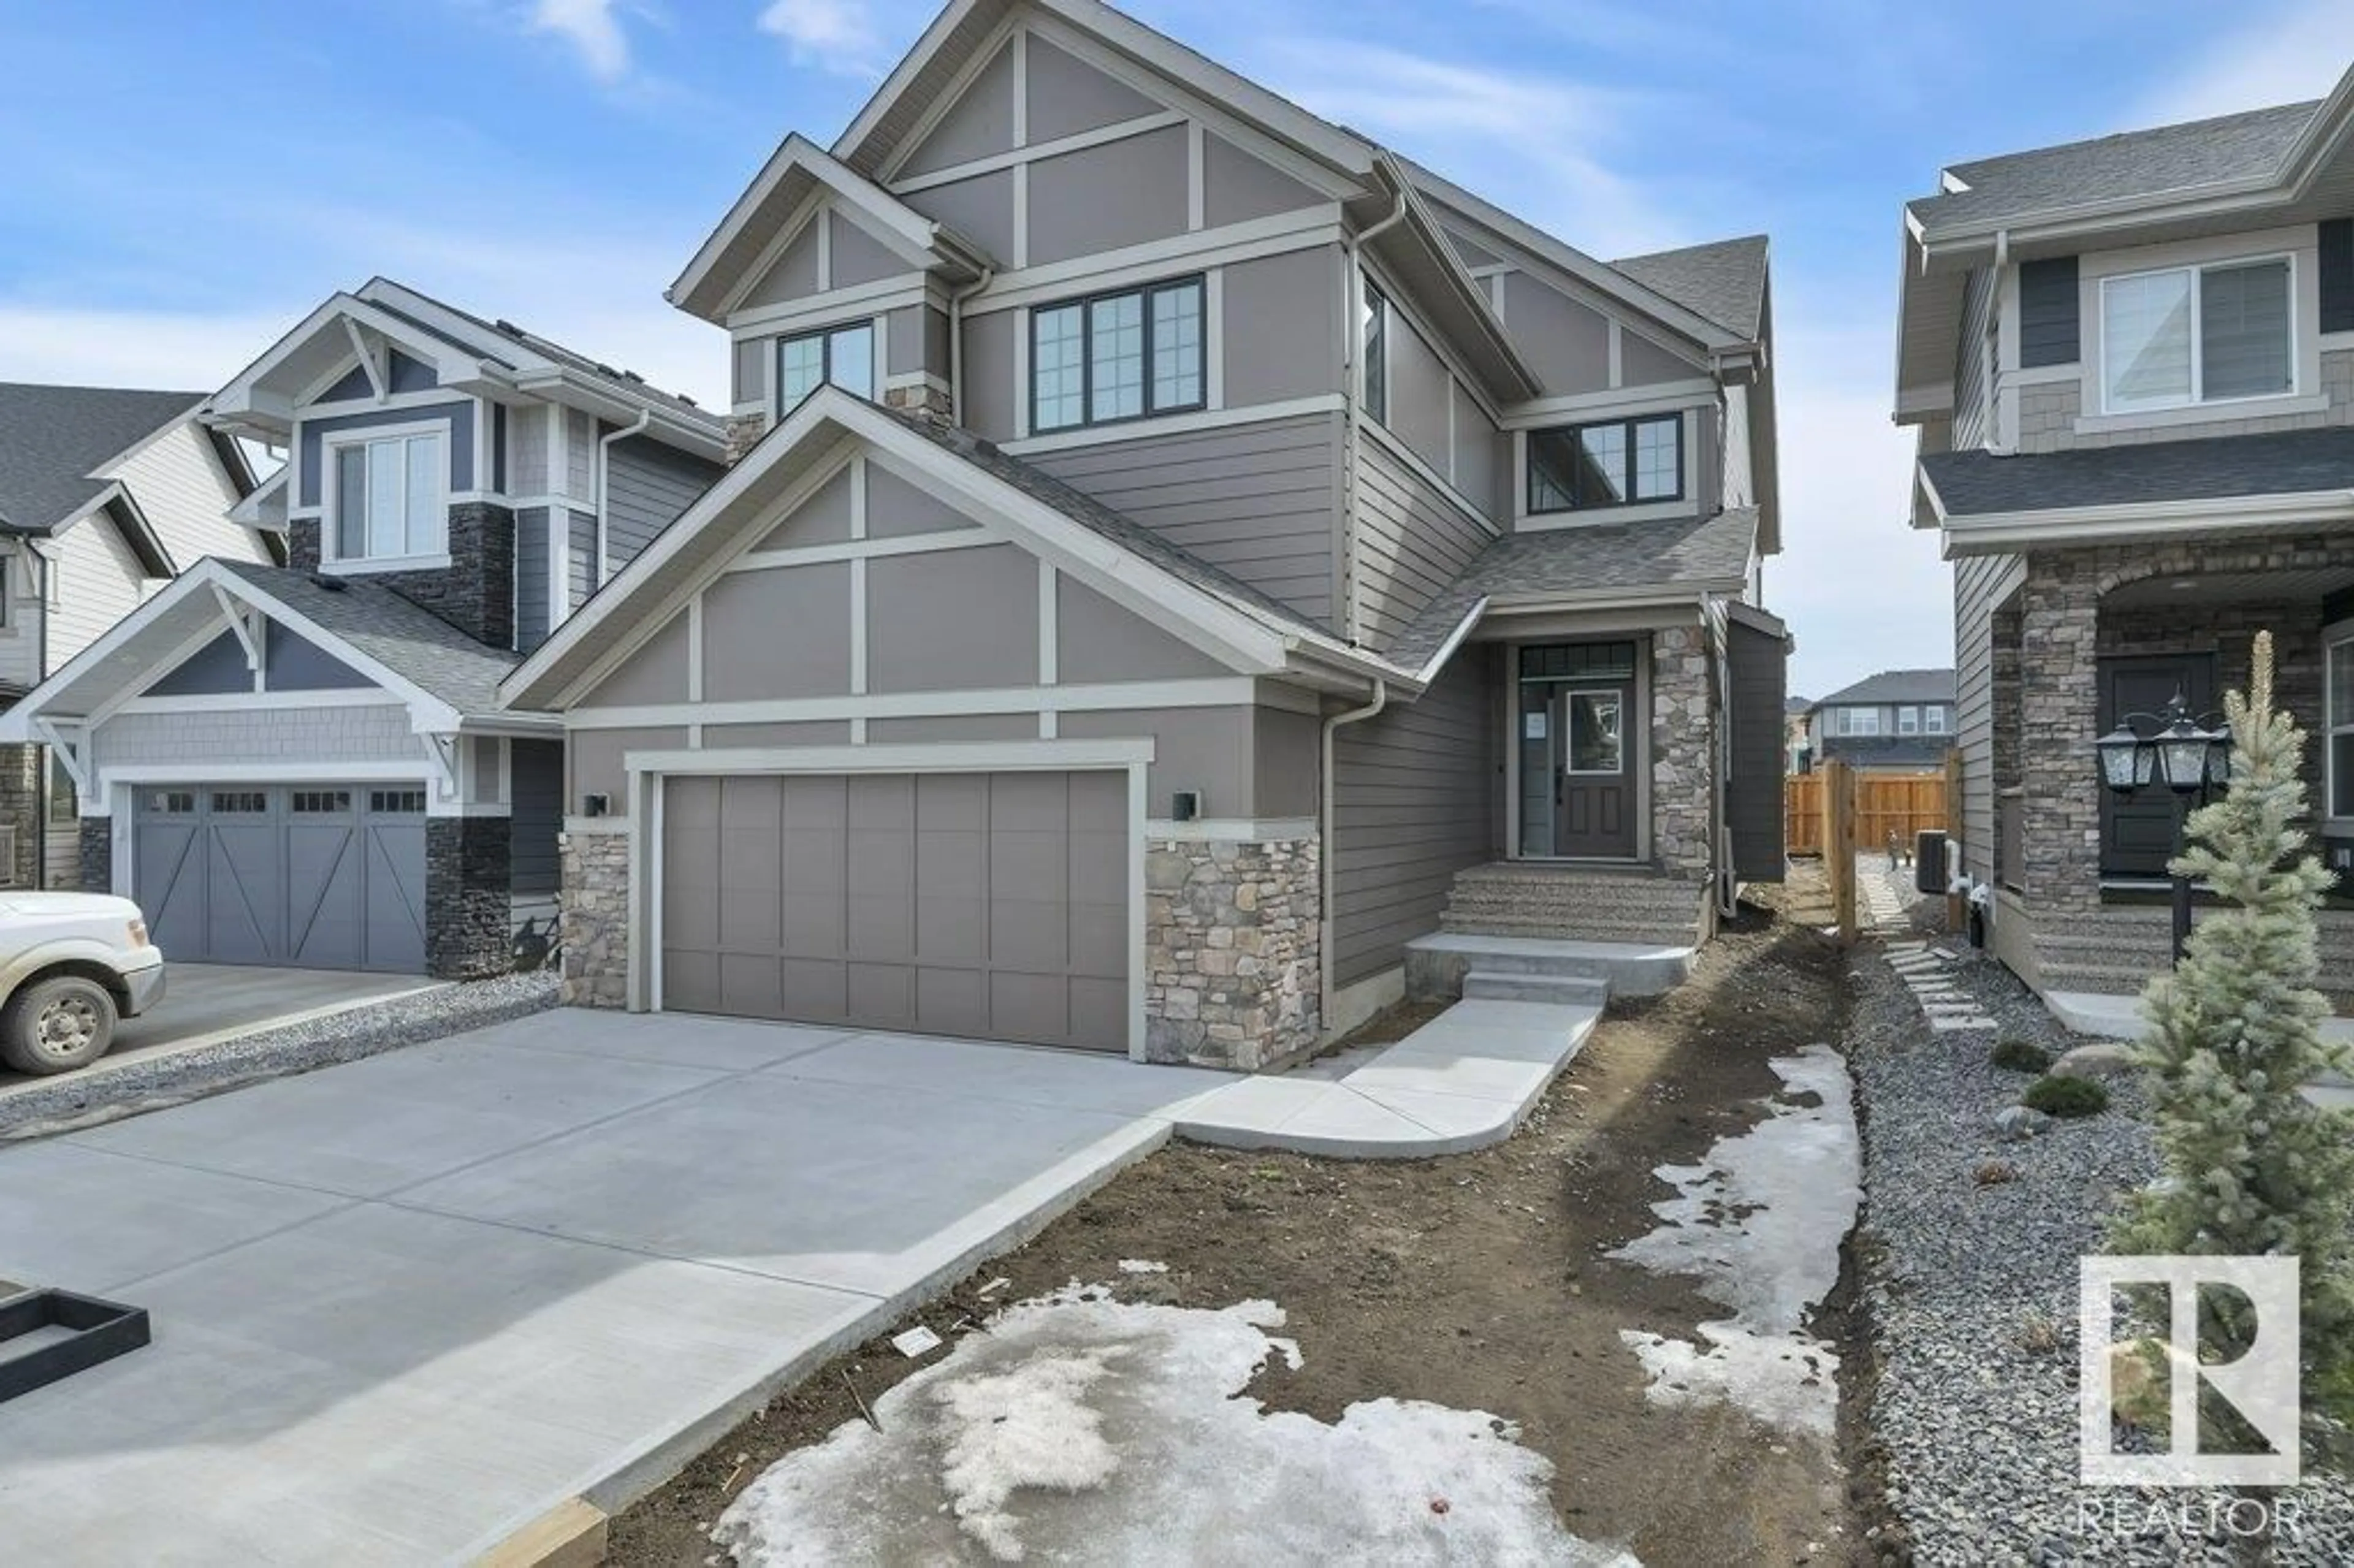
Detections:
210,561,521,715
1385,507,1759,669
1812,668,1956,709
1609,237,1770,341
0,382,204,534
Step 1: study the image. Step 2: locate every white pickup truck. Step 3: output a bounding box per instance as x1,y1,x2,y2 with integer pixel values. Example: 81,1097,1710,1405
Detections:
0,893,166,1075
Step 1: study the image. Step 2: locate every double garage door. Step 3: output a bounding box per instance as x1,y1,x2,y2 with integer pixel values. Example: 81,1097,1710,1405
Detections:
660,770,1129,1051
134,784,429,973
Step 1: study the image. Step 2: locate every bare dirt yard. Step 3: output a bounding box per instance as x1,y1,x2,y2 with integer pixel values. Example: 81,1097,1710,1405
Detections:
612,899,1862,1566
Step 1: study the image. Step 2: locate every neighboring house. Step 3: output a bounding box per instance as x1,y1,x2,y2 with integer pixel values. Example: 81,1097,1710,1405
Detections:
1896,72,2354,1016
1785,694,1813,772
0,279,726,978
0,382,275,891
509,0,1789,1069
1805,668,1956,771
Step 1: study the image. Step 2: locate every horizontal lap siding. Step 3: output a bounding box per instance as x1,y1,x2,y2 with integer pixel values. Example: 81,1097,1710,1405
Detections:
1331,645,1499,985
1354,436,1491,653
1954,550,2022,885
604,435,722,573
1029,414,1339,631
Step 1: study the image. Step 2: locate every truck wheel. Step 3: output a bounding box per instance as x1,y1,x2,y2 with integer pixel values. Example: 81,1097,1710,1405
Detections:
1,975,119,1075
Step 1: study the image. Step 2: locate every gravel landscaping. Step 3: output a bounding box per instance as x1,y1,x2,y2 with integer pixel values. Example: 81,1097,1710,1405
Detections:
0,970,558,1140
1848,931,2354,1564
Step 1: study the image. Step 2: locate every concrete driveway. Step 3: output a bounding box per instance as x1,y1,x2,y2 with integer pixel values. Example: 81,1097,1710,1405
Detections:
0,1008,1228,1564
0,964,441,1102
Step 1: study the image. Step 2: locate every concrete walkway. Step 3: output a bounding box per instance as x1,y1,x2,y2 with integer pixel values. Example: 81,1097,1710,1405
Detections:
0,997,1595,1563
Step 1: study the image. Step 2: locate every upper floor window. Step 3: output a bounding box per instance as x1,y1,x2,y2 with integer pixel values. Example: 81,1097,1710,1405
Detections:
1924,704,1950,736
329,430,445,563
2100,257,2293,414
1835,707,1881,737
1030,276,1204,433
1528,414,1682,515
1361,278,1390,425
1897,705,1921,735
2328,626,2353,820
780,322,874,408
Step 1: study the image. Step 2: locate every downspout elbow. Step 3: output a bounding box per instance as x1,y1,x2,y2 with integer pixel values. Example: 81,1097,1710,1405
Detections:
594,408,654,588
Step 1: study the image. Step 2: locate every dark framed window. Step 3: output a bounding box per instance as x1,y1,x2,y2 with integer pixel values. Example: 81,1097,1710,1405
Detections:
1527,414,1683,514
370,788,427,815
1361,278,1389,425
1030,276,1205,433
210,791,268,815
778,321,875,410
291,790,352,815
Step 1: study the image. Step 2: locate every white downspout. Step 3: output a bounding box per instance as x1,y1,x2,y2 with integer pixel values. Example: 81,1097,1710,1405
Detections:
1339,190,1408,646
593,408,652,589
1320,677,1387,1034
948,267,996,424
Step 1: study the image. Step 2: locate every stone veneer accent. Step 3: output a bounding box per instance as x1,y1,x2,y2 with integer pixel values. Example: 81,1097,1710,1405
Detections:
425,816,512,980
723,413,769,466
0,744,39,890
79,816,110,897
884,384,953,416
2013,529,2354,917
289,504,517,649
1649,626,1716,883
1143,834,1320,1071
559,826,631,1007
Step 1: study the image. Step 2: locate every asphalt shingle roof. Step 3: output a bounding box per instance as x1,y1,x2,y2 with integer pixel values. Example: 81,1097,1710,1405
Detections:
1387,507,1759,668
1814,668,1956,709
0,382,203,531
879,408,1331,642
1921,425,2354,518
1609,237,1770,339
215,560,521,715
1908,100,2320,234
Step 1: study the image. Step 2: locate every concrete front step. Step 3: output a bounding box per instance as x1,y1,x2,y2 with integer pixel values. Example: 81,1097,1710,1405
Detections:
1406,931,1693,1003
1461,970,1612,1007
1440,915,1702,946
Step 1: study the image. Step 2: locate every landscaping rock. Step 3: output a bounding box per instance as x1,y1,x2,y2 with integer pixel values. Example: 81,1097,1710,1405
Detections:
1990,1105,2053,1140
2052,1041,2138,1079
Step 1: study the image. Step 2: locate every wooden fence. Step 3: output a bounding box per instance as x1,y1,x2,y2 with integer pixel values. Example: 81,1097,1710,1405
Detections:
1787,767,1951,859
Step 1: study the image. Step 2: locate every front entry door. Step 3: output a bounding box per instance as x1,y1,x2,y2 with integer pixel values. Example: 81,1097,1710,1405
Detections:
2098,653,2216,880
1553,685,1637,858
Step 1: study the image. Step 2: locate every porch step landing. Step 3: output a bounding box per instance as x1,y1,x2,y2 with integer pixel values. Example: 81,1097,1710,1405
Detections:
1461,970,1612,1007
1404,930,1694,1006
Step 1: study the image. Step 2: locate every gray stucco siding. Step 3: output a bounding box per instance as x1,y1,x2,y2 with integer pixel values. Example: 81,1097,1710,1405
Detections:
899,39,1015,177
735,338,770,406
1354,435,1492,652
866,542,1039,693
1029,414,1341,630
1384,314,1452,475
1254,705,1320,819
1056,575,1227,683
148,623,373,697
903,171,1017,273
961,310,1019,442
866,714,1040,743
830,211,912,289
704,561,854,701
741,222,823,309
1023,36,1160,144
296,400,474,509
1203,132,1324,228
583,611,690,708
1330,645,1499,986
702,721,855,749
1025,125,1189,267
866,461,980,539
885,304,951,379
1451,381,1504,519
1221,247,1343,408
1501,276,1610,396
1057,704,1255,820
569,726,687,812
755,466,855,549
1620,325,1701,387
606,434,720,573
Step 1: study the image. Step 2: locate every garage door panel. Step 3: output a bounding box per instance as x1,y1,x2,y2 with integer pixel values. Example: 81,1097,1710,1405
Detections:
663,768,1130,1051
136,819,204,960
286,825,363,969
847,963,916,1028
205,823,281,964
668,775,723,829
663,949,724,1013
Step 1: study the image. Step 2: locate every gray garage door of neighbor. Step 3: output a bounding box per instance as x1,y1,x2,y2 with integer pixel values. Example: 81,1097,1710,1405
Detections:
133,784,429,973
660,771,1131,1051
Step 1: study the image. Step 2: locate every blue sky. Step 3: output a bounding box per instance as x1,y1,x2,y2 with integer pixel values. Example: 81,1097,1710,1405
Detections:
4,0,2350,695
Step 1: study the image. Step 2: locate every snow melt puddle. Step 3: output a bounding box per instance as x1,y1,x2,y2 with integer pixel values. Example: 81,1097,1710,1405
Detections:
715,1285,1639,1566
1607,1043,1859,1439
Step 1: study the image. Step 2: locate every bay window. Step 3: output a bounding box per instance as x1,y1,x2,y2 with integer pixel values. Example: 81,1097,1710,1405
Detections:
2100,256,2293,414
2329,626,2353,820
329,430,446,563
1528,413,1682,514
779,321,874,408
1030,276,1204,433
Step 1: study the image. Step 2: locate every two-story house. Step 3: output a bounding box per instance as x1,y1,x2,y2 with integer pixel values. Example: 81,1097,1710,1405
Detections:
506,0,1790,1069
0,382,276,891
1896,73,2354,1023
0,279,726,979
1805,668,1956,772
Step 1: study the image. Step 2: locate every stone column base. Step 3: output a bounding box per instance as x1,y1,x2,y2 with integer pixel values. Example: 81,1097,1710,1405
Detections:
79,817,111,896
560,827,631,1008
427,816,512,980
1143,834,1320,1071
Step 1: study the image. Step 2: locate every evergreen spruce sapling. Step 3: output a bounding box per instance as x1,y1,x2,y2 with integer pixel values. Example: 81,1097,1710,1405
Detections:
2112,631,2354,1401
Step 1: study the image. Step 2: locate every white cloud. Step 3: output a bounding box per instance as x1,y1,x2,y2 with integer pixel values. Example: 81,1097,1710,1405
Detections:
528,0,633,83
2134,0,2354,124
758,0,885,77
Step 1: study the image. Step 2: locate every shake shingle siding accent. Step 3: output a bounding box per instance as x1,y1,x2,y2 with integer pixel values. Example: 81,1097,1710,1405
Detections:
1330,645,1499,986
604,434,720,573
2019,257,2081,368
1027,414,1342,631
1354,435,1491,652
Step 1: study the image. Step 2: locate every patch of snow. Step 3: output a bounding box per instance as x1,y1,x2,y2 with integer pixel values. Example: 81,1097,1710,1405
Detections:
1607,1043,1859,1439
715,1286,1637,1566
1116,1258,1169,1274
